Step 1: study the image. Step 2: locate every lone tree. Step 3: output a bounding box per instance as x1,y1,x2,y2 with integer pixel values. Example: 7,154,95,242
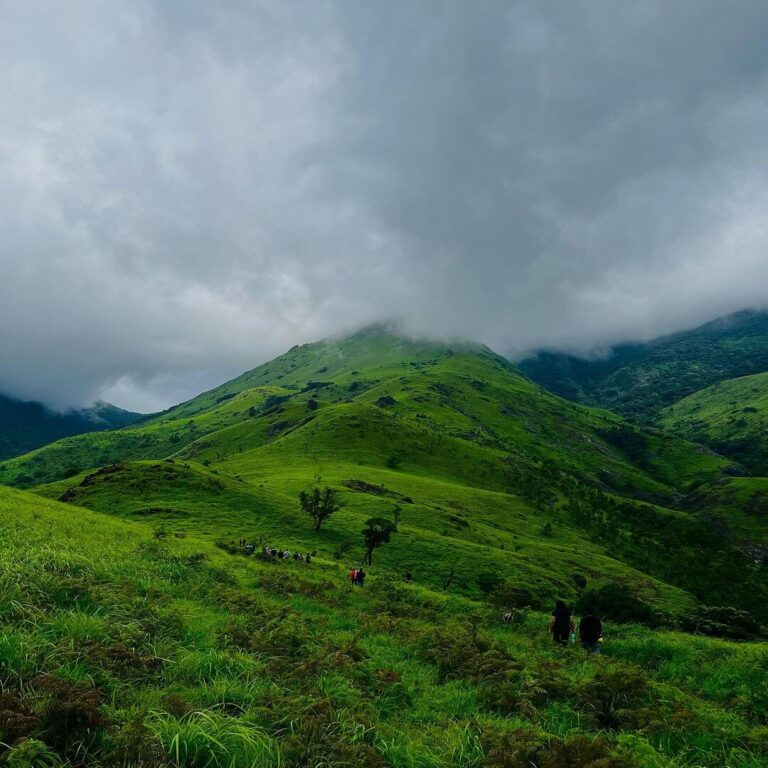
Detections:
299,487,341,532
361,517,397,565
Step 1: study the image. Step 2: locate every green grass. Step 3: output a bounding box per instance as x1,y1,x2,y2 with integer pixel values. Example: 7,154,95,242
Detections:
0,485,765,767
661,371,768,474
0,325,765,766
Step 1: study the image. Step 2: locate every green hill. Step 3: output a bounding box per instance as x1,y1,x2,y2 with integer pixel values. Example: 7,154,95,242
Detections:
0,394,143,461
3,326,764,622
1,327,767,766
1,483,767,768
518,309,768,422
660,371,768,474
680,475,768,556
0,326,730,498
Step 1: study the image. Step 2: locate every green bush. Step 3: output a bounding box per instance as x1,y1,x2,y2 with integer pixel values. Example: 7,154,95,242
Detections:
575,584,658,626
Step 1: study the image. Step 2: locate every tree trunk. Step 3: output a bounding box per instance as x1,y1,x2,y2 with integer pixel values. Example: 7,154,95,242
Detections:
367,547,373,565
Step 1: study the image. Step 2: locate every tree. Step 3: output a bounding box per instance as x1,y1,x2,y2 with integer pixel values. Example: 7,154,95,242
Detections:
477,570,504,596
361,517,397,564
299,487,341,532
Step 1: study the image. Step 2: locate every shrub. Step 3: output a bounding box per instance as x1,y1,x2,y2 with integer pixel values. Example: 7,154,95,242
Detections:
4,738,65,768
577,665,650,730
33,674,105,751
477,571,505,596
575,584,658,626
684,605,765,639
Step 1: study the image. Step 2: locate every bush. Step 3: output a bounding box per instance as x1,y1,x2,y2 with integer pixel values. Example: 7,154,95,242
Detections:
575,584,658,626
684,605,765,639
477,571,505,596
386,454,401,469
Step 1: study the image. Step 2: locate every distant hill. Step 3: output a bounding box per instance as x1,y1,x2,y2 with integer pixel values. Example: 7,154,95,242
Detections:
517,309,768,422
0,325,729,498
0,394,143,461
660,371,768,474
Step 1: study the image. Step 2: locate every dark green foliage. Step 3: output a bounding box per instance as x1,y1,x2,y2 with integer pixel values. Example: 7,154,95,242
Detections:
684,605,765,639
598,425,651,469
385,453,401,469
299,486,341,532
361,517,397,564
477,570,505,595
577,665,651,729
519,308,768,421
575,584,658,626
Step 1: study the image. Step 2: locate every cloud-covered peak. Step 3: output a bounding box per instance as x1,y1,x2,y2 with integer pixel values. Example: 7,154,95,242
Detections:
2,1,768,410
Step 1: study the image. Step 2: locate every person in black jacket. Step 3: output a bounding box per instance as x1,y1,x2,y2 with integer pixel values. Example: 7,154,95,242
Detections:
549,600,574,646
579,614,603,654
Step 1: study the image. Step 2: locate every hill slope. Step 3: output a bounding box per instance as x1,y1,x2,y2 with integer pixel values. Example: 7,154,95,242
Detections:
0,326,730,498
518,309,768,422
660,371,768,474
0,393,143,461
1,484,767,768
3,326,765,626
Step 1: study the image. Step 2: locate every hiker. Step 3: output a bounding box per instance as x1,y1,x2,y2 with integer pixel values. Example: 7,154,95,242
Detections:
305,553,311,564
550,600,574,646
356,568,366,587
293,552,299,561
311,549,317,557
579,614,603,654
349,568,358,585
245,543,254,555
403,571,412,583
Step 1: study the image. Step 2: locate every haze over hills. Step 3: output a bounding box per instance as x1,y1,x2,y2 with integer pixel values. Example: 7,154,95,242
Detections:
517,309,768,423
0,393,143,461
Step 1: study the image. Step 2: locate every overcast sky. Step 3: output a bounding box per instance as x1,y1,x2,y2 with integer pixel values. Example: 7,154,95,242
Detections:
2,1,768,411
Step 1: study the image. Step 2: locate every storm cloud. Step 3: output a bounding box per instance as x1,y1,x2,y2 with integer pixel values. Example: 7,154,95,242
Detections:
2,1,768,411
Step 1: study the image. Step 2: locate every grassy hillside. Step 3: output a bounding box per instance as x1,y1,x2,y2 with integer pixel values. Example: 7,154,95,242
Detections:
680,476,768,555
660,371,768,474
4,328,762,620
34,459,695,613
0,394,142,461
1,485,767,768
0,327,730,497
518,309,768,422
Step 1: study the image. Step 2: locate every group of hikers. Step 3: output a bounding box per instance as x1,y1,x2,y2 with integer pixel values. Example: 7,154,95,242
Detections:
236,540,601,652
262,545,315,563
238,540,316,563
550,599,603,654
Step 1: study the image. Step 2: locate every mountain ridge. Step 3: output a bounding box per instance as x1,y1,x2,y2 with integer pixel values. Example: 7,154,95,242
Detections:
517,308,768,422
0,392,144,461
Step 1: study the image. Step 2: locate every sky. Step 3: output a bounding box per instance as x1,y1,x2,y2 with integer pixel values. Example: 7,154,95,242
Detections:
2,1,768,412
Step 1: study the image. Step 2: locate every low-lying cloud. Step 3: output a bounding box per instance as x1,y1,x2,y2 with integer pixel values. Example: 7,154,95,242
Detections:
2,1,768,411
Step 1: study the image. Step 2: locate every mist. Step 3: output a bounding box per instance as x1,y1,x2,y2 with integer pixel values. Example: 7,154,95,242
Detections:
2,1,768,411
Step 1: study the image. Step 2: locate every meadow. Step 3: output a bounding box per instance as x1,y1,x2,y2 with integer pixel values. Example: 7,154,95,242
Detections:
0,327,766,766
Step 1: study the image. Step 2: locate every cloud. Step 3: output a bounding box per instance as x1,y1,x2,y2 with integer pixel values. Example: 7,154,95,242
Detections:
1,0,768,410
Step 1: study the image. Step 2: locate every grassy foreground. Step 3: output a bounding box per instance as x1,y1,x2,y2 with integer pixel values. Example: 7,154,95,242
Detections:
0,485,766,768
